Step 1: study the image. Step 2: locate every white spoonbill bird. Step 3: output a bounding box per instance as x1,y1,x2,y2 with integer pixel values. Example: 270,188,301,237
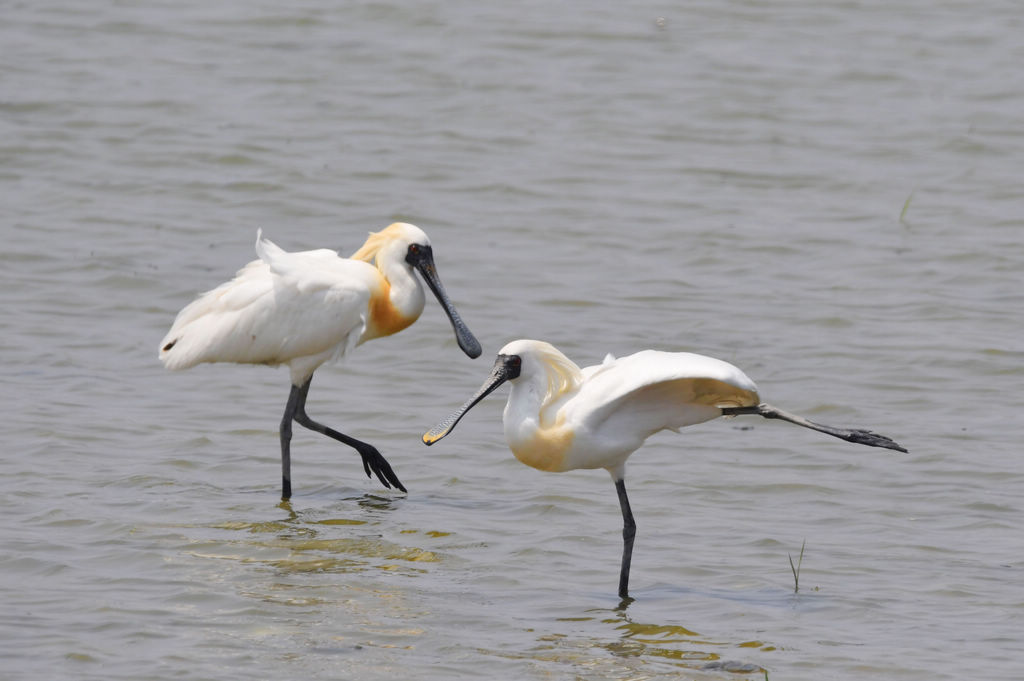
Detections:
160,223,481,498
423,339,907,600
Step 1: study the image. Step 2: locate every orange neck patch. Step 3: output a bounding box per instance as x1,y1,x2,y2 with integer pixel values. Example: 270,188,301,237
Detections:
366,280,416,339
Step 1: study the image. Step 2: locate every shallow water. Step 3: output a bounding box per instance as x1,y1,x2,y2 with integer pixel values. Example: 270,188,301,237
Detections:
2,1,1023,679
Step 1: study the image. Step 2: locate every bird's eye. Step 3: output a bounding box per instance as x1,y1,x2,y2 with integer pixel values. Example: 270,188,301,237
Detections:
506,355,522,378
404,243,425,266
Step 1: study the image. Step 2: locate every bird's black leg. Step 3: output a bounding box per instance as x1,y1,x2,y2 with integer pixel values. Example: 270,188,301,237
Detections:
291,375,407,493
720,403,908,452
279,383,303,499
615,478,637,601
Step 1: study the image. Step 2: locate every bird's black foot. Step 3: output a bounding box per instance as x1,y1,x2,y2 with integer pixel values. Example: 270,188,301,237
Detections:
354,442,407,493
842,428,908,453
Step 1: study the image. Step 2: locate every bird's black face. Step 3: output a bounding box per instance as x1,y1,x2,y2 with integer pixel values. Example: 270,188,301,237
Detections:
404,242,430,267
502,353,522,380
404,242,482,359
422,352,520,445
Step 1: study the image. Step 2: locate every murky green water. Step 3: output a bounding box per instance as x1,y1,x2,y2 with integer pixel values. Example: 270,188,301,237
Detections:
3,1,1022,679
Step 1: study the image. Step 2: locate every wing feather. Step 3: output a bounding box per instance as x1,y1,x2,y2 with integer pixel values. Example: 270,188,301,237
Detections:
569,350,760,442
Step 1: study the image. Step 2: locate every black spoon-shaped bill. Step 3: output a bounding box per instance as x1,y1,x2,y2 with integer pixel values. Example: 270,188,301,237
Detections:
408,245,482,359
423,354,520,445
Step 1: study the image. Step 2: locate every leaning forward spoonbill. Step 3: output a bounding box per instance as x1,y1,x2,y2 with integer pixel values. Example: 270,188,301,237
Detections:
160,223,481,498
423,339,906,600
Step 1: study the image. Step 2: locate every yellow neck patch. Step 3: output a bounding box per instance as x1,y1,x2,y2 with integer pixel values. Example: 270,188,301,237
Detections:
509,423,575,473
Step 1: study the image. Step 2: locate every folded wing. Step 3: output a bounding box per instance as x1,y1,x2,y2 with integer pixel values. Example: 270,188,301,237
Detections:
159,235,376,371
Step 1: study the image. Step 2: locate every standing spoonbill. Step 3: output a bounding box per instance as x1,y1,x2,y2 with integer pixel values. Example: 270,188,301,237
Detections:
423,339,906,600
159,222,481,498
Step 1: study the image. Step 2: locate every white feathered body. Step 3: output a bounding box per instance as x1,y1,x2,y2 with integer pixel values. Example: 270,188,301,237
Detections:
159,228,426,385
498,341,761,477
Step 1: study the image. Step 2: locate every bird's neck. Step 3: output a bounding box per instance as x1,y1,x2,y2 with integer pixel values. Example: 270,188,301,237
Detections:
505,375,550,423
361,263,425,342
502,369,578,473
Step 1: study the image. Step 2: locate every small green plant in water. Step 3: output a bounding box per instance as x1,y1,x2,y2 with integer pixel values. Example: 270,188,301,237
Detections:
789,539,806,593
900,192,914,224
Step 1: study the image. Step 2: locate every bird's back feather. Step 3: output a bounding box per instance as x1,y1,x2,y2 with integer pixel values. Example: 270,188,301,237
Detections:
158,235,381,380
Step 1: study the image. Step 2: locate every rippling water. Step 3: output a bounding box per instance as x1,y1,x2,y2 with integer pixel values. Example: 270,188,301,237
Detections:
3,1,1022,679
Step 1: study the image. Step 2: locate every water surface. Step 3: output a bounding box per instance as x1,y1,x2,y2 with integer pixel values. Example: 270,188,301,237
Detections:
2,1,1022,679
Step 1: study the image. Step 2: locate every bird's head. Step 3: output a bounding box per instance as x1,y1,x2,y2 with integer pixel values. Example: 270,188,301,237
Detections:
422,339,581,445
352,223,481,359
